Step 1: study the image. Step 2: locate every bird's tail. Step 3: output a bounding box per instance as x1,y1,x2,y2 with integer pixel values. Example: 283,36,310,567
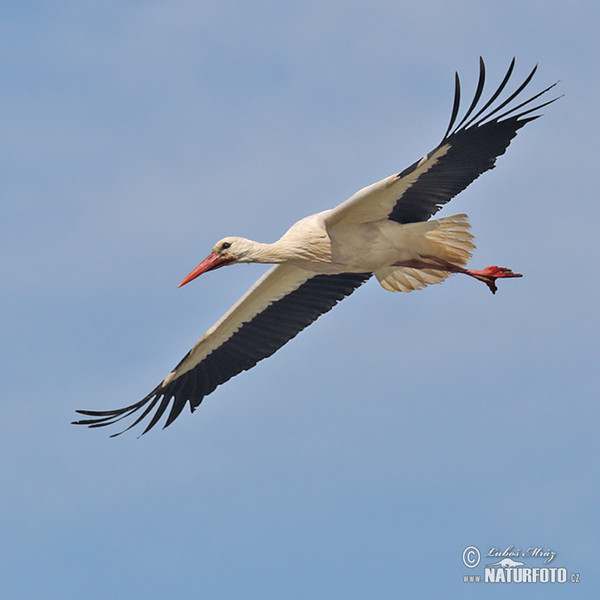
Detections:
375,214,475,292
424,213,475,266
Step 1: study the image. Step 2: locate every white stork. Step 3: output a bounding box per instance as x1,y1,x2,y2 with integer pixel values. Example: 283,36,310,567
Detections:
74,58,558,436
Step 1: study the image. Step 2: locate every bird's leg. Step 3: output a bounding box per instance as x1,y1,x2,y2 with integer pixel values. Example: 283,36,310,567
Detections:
463,265,522,294
391,257,522,294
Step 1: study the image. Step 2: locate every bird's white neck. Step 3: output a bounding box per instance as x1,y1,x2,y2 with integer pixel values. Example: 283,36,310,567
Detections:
237,237,330,266
241,240,287,263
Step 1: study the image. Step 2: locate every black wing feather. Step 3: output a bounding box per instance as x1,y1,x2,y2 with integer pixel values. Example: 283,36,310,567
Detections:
453,56,486,132
390,58,559,224
74,272,371,436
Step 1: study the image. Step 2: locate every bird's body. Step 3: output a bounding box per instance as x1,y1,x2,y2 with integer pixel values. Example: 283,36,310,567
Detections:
207,210,462,274
74,58,559,436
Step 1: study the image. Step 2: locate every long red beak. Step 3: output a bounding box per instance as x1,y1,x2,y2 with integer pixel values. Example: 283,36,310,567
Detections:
178,253,229,287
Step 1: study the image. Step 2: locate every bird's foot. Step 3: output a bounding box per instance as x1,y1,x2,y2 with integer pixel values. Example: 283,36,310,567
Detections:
466,266,522,294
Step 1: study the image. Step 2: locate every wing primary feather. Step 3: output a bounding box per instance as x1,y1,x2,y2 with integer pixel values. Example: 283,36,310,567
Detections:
164,373,197,429
453,56,486,133
473,63,538,126
74,402,143,418
490,82,561,123
90,395,163,437
140,395,173,435
111,394,164,437
460,57,516,131
441,71,461,141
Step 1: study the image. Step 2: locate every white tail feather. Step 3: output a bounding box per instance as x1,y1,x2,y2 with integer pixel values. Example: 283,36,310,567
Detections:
375,214,475,293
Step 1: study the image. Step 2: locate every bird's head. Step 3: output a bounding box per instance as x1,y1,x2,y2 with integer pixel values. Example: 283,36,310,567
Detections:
178,237,252,287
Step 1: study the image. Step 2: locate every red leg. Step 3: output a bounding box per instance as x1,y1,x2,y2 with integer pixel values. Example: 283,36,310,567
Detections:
465,266,522,295
391,257,522,294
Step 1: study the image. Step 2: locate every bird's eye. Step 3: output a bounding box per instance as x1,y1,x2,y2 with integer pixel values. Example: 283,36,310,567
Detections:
221,242,231,251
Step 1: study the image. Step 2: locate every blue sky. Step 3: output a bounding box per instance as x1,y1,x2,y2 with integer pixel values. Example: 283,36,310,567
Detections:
2,1,598,598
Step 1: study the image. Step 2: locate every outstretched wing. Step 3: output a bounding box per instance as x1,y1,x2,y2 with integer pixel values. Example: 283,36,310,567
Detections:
74,266,371,436
326,57,559,228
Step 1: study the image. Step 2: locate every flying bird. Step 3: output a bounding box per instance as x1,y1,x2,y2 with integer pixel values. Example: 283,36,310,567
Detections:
74,58,558,436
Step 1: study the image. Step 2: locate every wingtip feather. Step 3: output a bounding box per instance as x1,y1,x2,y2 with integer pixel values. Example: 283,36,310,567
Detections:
442,57,559,139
